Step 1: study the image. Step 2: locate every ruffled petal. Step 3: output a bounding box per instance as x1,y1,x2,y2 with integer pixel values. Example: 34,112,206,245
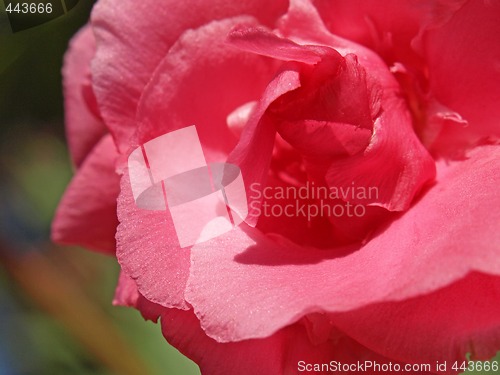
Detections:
90,0,288,151
52,135,120,254
279,0,437,211
62,24,107,167
135,17,278,159
332,272,500,367
228,25,324,64
312,0,465,67
324,87,436,211
227,67,302,225
421,0,500,150
115,172,190,310
115,273,437,374
116,17,295,309
113,271,165,322
270,52,374,158
186,145,500,342
227,1,435,215
113,271,141,308
160,308,434,375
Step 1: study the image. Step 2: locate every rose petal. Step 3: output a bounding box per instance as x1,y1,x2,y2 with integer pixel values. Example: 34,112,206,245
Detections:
114,273,333,374
270,52,374,158
162,308,292,375
52,135,119,254
226,101,257,138
135,17,278,160
113,271,140,308
116,172,190,310
113,271,165,322
90,0,288,151
421,0,500,149
312,0,465,67
116,18,300,309
161,308,432,375
227,67,302,225
228,26,324,64
186,145,500,342
274,0,437,211
324,87,436,211
116,272,435,374
332,272,500,367
62,25,107,167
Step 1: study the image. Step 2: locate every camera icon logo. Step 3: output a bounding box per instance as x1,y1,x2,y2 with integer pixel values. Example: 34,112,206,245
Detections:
128,126,248,248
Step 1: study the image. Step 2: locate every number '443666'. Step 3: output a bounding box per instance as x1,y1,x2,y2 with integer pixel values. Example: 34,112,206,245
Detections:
6,2,53,14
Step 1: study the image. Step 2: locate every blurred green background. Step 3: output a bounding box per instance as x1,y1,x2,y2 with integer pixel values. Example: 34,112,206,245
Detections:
0,1,498,375
0,1,200,374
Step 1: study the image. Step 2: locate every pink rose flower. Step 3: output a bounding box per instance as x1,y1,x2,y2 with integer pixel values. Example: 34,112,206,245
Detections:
53,0,500,373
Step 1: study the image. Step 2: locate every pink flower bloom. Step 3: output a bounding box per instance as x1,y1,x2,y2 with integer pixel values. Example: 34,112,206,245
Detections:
53,0,500,373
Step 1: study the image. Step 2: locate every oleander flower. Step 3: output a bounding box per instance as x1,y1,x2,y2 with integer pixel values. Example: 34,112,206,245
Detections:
53,0,500,373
